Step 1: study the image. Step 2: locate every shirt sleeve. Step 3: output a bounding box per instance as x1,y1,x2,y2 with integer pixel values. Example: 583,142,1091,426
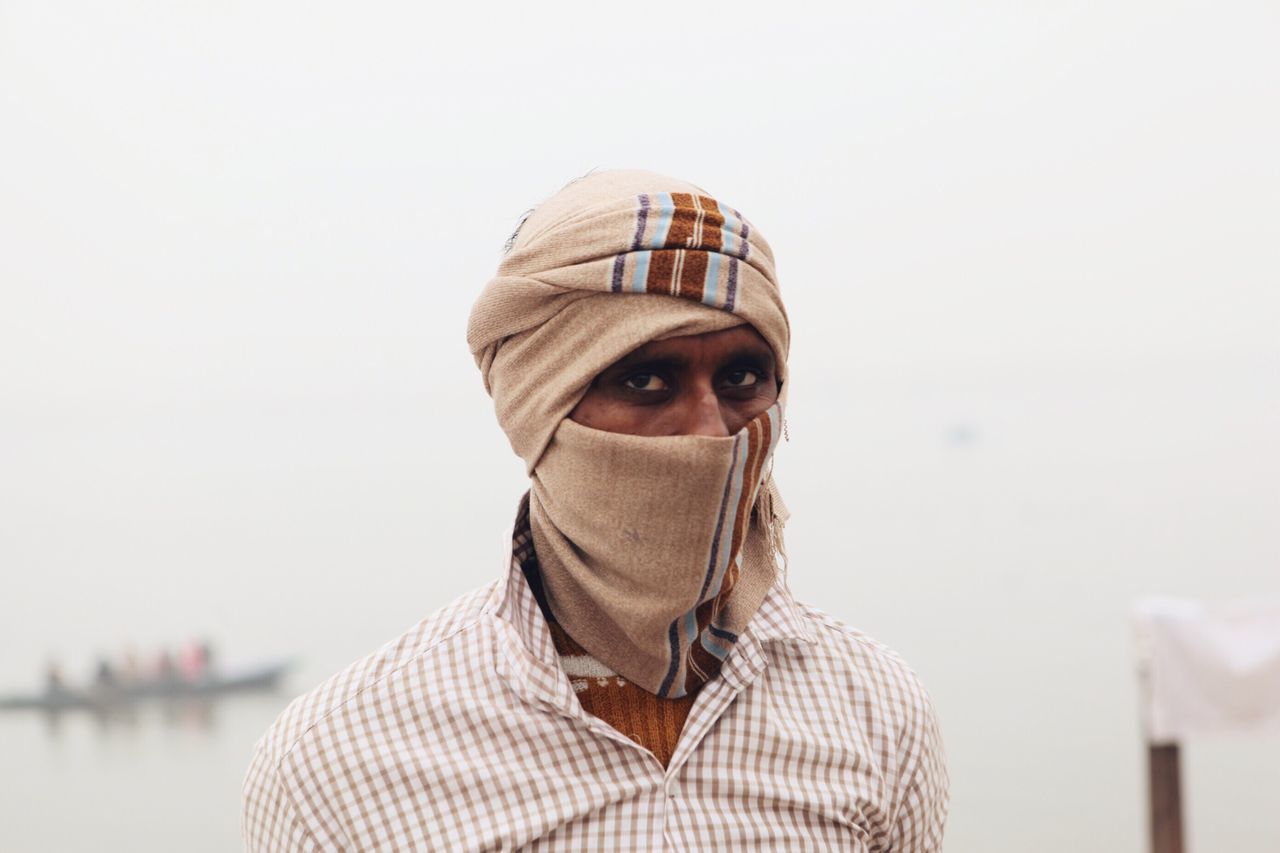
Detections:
241,736,325,853
888,685,950,853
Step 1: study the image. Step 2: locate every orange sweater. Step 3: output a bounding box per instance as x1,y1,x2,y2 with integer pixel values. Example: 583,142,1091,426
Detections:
546,621,696,768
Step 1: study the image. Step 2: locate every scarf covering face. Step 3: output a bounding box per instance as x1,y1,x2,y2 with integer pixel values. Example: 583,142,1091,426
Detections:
531,404,784,697
467,170,791,697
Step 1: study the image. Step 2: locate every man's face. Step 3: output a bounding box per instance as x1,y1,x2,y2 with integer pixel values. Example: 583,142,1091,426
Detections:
570,325,779,437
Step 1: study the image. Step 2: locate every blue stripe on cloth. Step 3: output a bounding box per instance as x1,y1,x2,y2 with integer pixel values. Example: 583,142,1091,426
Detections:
717,202,738,256
680,607,699,674
765,405,781,455
699,630,732,661
649,193,674,249
630,250,651,293
703,250,722,307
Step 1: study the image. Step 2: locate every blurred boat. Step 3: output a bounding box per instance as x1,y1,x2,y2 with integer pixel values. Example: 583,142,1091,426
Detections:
0,660,293,711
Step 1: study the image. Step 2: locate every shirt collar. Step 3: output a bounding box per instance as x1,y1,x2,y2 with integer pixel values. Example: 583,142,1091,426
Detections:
487,495,561,669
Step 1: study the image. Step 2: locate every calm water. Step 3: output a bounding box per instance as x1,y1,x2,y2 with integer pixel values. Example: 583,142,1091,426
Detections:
2,356,1277,852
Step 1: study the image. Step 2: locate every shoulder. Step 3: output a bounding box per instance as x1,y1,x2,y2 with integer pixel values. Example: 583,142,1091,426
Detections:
805,604,951,848
248,580,500,773
242,579,521,848
798,601,937,714
787,600,946,789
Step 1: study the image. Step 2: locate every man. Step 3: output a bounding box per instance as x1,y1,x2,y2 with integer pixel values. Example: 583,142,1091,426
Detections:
242,170,949,850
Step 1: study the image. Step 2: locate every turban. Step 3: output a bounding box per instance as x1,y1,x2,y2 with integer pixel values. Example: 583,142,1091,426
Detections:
467,169,790,472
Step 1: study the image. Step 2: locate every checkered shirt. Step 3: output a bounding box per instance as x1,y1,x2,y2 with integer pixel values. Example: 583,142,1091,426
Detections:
242,520,948,851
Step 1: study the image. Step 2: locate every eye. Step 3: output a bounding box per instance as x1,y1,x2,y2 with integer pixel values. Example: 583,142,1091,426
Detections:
723,369,760,388
623,372,668,392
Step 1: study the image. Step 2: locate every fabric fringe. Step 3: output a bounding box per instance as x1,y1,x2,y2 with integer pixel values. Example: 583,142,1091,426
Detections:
754,472,791,583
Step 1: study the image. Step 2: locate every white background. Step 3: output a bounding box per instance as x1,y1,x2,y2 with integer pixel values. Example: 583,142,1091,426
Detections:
2,2,1278,850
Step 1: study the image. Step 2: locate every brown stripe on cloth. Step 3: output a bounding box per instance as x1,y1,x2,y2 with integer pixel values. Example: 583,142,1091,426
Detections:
697,195,725,251
666,192,698,248
646,249,677,295
678,247,709,302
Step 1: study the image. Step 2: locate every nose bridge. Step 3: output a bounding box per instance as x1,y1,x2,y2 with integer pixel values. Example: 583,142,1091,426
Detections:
682,380,730,437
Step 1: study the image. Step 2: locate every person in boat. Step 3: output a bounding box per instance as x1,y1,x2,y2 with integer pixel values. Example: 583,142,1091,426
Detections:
242,170,949,851
199,640,215,676
92,657,116,690
179,639,213,682
154,648,177,684
119,647,140,685
44,661,67,697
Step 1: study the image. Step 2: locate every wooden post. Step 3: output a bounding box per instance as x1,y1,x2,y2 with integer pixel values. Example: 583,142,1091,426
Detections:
1148,742,1184,853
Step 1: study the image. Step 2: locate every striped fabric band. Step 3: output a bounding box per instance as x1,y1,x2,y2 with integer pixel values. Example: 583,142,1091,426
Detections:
659,403,783,698
608,192,750,312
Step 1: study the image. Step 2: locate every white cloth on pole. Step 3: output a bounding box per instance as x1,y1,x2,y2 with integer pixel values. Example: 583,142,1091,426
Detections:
1132,597,1280,743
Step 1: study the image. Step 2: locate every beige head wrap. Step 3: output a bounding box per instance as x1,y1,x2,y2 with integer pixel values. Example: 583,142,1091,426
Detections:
467,169,789,472
467,170,792,697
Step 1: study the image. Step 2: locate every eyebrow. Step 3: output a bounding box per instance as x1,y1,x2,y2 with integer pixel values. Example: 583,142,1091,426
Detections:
608,345,775,374
719,346,776,371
